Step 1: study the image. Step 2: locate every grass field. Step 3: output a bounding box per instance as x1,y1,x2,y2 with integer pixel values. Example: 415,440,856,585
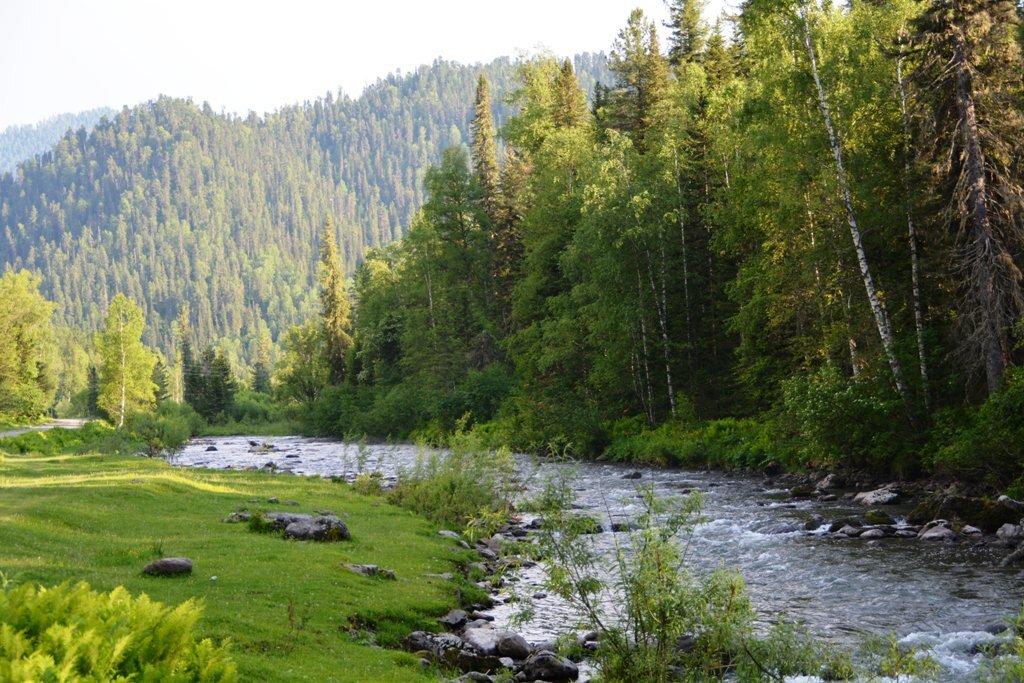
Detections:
0,449,474,681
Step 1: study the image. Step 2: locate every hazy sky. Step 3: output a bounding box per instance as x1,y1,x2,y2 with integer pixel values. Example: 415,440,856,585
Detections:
1,0,730,130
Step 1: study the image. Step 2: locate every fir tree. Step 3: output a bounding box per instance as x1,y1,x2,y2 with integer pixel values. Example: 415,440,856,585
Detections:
319,217,354,384
471,74,501,223
665,0,709,66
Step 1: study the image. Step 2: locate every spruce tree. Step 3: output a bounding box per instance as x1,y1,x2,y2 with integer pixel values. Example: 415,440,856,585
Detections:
665,0,709,66
319,217,354,384
471,75,501,224
606,9,670,145
552,59,590,129
913,0,1024,393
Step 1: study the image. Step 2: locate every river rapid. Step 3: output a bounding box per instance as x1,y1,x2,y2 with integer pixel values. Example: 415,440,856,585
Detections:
175,435,1024,680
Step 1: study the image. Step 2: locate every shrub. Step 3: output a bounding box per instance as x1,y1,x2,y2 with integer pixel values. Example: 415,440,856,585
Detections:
0,422,136,456
0,580,236,681
126,406,194,460
779,366,912,471
526,482,856,682
928,368,1024,487
387,422,516,535
603,418,778,469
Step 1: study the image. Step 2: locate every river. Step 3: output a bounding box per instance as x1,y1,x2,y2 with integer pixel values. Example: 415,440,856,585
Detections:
175,435,1024,680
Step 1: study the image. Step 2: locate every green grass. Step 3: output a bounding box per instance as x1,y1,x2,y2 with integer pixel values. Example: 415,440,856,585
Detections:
0,449,472,681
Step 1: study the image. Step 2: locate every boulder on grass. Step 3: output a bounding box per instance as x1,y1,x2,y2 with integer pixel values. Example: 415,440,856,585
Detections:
143,557,193,576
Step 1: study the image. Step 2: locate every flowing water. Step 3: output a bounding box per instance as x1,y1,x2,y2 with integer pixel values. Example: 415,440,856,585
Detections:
175,436,1024,680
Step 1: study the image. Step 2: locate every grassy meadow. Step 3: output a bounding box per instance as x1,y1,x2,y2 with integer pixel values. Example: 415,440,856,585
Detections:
0,448,474,681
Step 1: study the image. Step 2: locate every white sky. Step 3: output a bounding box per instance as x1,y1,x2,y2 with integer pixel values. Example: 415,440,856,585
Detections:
1,0,730,130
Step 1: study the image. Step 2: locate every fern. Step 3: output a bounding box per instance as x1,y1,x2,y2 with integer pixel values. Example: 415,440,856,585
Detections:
0,581,236,682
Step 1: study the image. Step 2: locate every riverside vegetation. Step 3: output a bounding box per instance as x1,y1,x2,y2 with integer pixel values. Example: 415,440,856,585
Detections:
3,0,1024,680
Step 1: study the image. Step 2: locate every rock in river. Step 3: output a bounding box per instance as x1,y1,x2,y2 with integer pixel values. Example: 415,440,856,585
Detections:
854,488,901,506
519,650,579,681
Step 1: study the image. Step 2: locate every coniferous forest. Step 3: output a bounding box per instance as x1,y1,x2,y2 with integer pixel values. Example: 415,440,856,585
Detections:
3,0,1024,484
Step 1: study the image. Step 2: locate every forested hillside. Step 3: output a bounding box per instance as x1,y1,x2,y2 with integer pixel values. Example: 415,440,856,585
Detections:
302,0,1024,480
0,54,611,367
0,108,115,174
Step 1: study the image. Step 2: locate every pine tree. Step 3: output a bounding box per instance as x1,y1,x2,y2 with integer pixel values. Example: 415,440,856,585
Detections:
95,293,157,427
319,217,354,384
471,75,501,223
152,359,170,404
552,59,589,129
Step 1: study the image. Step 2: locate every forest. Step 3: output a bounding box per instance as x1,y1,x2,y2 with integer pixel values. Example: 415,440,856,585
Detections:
3,0,1024,486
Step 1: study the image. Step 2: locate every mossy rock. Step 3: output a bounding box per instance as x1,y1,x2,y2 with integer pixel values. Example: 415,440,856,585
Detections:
908,494,1019,532
864,509,895,526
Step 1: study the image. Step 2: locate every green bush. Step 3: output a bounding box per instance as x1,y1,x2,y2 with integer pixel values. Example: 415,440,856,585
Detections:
603,418,778,469
387,423,516,535
0,422,135,456
779,366,912,471
0,580,236,682
126,408,193,460
928,368,1024,487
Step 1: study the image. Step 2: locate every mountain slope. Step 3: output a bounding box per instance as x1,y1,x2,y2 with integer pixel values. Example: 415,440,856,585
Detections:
0,108,116,174
0,54,611,363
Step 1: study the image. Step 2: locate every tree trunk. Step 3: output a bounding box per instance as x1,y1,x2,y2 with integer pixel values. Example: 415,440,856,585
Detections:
896,48,930,409
952,31,1008,394
799,4,912,407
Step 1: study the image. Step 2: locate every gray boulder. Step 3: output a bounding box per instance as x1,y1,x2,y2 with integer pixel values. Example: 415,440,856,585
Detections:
519,651,579,681
402,631,505,674
439,609,469,629
919,524,956,541
282,514,350,541
854,488,901,506
497,631,532,660
997,523,1021,541
860,528,886,540
463,628,500,656
344,563,395,580
143,557,193,575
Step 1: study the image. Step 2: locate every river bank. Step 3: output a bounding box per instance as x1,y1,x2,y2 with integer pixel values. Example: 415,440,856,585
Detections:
0,445,480,681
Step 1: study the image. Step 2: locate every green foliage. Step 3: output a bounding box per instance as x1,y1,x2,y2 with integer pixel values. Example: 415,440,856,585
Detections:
274,320,329,406
928,368,1024,486
780,366,914,471
0,271,57,421
0,422,136,456
95,294,157,429
0,580,236,682
387,424,516,533
603,417,778,469
126,402,198,459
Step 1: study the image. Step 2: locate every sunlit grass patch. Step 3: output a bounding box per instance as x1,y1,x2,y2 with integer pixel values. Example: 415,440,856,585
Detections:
0,449,464,681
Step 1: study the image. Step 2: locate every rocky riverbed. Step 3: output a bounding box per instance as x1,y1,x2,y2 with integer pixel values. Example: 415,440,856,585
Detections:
175,436,1024,681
